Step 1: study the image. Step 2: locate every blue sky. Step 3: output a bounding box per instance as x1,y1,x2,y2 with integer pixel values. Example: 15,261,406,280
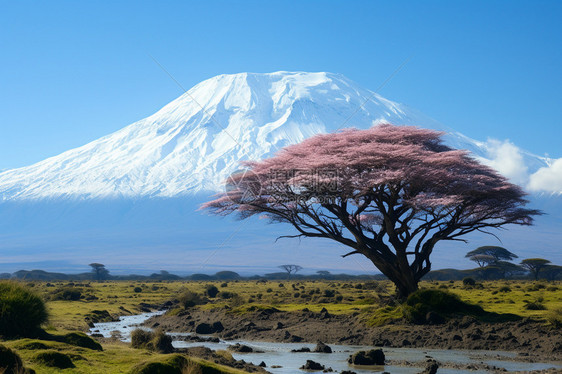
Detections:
0,0,561,170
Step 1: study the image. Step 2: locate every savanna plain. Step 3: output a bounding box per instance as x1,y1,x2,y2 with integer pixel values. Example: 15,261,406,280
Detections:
1,278,561,373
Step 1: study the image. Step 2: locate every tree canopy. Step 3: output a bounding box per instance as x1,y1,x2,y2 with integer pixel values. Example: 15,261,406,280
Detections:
203,124,540,297
466,246,518,264
521,258,551,280
278,264,302,278
89,263,109,281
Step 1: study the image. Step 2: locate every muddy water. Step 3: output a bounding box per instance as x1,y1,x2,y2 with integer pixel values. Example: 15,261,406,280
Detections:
89,311,561,373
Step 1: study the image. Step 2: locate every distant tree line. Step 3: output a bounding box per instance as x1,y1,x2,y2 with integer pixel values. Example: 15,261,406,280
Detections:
3,251,561,281
462,246,561,281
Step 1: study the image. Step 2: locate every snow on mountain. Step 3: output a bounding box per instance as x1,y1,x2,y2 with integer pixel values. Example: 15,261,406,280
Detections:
0,71,550,201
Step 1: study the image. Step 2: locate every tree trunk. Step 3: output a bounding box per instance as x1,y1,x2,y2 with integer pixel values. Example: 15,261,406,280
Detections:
373,263,419,299
364,251,420,299
392,274,419,299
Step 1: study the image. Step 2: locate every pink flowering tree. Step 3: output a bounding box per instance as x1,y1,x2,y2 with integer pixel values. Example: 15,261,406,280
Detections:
202,124,540,298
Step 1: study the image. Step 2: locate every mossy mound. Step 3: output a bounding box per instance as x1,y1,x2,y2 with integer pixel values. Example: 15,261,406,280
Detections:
33,350,74,369
402,289,520,324
12,339,52,351
130,355,194,374
0,344,36,374
0,281,48,338
84,309,117,324
130,354,244,374
62,332,103,351
403,289,485,324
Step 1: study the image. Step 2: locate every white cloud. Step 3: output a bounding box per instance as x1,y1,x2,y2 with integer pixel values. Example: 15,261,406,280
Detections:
478,139,529,185
528,158,562,194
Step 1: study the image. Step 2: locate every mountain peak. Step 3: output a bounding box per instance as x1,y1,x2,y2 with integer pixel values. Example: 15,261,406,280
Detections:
0,72,547,201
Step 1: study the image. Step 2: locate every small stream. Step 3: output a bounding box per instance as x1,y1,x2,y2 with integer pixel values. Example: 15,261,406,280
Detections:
89,311,561,373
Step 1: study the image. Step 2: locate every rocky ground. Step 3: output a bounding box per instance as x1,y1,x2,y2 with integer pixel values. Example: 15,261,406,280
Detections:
146,306,562,363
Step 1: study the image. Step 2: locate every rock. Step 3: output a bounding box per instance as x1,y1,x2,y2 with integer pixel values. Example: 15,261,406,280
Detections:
459,316,477,329
195,323,213,334
275,322,285,329
373,338,392,347
419,359,439,374
402,339,412,346
341,371,357,374
291,334,303,343
259,361,266,367
452,334,463,341
211,321,224,333
228,343,253,353
348,349,385,365
319,307,331,319
195,322,223,334
291,347,311,352
300,360,325,370
426,311,445,325
314,341,332,353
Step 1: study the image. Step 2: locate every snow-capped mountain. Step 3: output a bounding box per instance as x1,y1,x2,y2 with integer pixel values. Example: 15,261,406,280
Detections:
0,71,549,201
1,71,559,274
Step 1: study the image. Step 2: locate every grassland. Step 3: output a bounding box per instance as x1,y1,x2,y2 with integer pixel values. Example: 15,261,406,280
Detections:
1,278,561,373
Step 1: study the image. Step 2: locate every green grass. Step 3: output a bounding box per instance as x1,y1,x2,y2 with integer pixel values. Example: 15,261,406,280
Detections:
1,279,560,373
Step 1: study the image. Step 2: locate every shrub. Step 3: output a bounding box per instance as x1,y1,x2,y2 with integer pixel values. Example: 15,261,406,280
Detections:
403,289,483,324
524,302,546,310
150,329,174,354
362,281,380,290
0,343,36,374
131,329,173,353
33,350,74,369
134,287,143,293
178,291,202,309
219,291,235,300
205,285,219,298
51,286,82,301
462,277,476,286
546,308,562,328
0,281,48,337
63,332,103,351
498,286,511,293
131,329,153,349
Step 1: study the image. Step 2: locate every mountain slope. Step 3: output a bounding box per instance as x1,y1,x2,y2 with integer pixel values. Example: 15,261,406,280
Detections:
0,71,549,201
